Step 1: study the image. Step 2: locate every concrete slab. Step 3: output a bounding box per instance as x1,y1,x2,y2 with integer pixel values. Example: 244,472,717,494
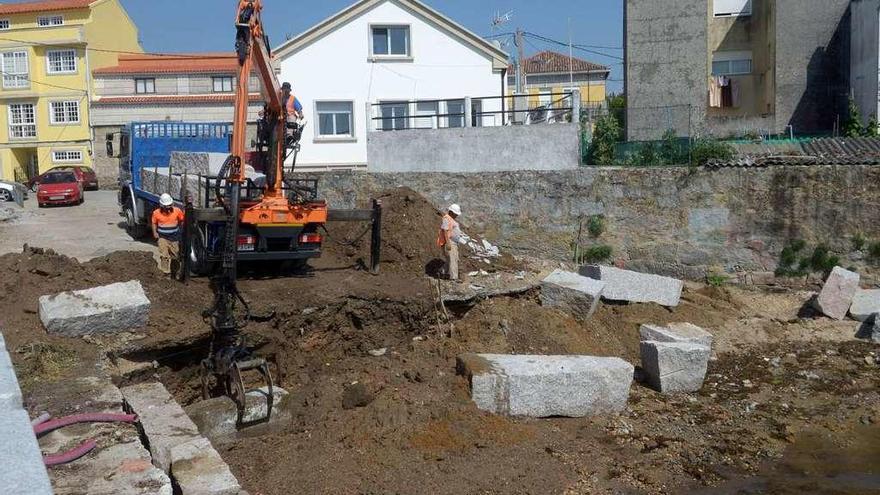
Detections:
813,267,860,320
39,280,150,337
0,409,53,495
580,265,683,307
457,354,634,417
640,341,711,394
121,382,201,473
52,441,173,495
873,316,880,343
170,437,241,495
0,348,22,411
850,289,880,322
639,323,713,348
185,387,291,445
540,269,605,319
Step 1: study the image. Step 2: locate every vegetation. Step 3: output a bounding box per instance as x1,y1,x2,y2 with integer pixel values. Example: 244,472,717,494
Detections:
587,215,605,238
707,274,728,287
852,233,866,252
776,240,841,277
575,244,613,264
689,137,735,166
15,342,78,390
588,114,621,165
868,241,880,262
843,97,878,138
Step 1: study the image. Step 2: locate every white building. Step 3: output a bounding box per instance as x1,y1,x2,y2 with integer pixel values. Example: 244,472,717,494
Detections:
274,0,509,171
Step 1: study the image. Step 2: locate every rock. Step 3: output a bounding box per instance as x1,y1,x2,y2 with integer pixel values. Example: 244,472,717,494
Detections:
580,265,683,307
185,387,291,445
51,440,172,495
170,152,230,176
0,409,53,495
849,289,880,322
39,280,150,337
170,437,241,495
342,383,374,410
121,382,202,473
640,341,711,393
540,269,606,319
639,323,713,348
872,316,880,344
813,267,860,320
456,354,634,417
368,348,388,357
0,346,22,411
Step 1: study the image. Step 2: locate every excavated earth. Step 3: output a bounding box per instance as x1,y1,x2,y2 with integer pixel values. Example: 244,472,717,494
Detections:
0,187,878,494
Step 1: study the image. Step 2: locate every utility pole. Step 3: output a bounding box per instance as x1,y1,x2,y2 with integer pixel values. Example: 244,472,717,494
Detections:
515,28,525,94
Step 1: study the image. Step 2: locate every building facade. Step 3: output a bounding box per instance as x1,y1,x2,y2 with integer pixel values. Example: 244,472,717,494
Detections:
273,0,508,171
90,53,262,182
625,0,863,141
0,0,141,182
507,51,610,115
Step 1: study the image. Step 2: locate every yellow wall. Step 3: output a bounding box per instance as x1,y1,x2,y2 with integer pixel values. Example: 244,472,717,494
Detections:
507,80,608,111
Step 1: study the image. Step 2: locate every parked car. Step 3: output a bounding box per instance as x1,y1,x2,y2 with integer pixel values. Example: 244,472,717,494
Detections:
37,171,83,207
27,166,98,192
0,180,27,202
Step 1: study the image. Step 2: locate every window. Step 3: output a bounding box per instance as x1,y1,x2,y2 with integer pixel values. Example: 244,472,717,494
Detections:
446,100,465,128
37,15,64,27
49,100,80,124
52,150,83,163
379,102,409,130
2,51,29,88
415,101,438,129
212,76,233,93
713,0,752,17
8,103,36,139
46,49,76,74
135,78,155,94
538,89,553,107
316,101,354,138
0,20,10,30
371,26,410,57
712,51,753,75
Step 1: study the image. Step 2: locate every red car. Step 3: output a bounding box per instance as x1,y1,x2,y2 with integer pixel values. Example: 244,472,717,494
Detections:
37,171,83,207
28,166,98,192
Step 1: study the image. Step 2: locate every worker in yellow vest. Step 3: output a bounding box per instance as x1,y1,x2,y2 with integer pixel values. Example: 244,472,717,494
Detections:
437,204,468,281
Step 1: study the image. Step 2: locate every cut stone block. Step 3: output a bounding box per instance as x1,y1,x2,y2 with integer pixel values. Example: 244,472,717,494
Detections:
873,316,880,344
540,269,606,319
52,440,173,495
640,341,711,394
457,354,634,417
0,409,53,495
121,382,201,473
39,280,150,337
580,265,683,307
813,267,860,320
0,349,22,411
170,152,230,176
849,289,880,322
639,323,713,349
185,387,291,445
170,437,241,495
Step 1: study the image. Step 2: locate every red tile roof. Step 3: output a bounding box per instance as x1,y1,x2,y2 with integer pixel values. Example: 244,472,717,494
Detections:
93,53,241,76
512,51,609,75
0,0,94,15
93,94,262,105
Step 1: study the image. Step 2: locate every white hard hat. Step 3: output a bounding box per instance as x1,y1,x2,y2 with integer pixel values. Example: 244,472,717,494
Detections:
159,193,173,207
448,204,462,216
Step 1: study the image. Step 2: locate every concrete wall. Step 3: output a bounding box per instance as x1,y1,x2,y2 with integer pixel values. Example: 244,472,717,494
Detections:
366,123,580,172
851,0,880,123
309,165,880,280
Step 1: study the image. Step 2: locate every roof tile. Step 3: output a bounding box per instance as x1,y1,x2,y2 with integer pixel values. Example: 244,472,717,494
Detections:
511,51,609,75
93,53,240,76
0,0,94,15
93,94,261,105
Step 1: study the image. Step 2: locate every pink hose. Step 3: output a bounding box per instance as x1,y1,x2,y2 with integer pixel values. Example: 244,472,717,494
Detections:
43,440,97,467
33,413,138,436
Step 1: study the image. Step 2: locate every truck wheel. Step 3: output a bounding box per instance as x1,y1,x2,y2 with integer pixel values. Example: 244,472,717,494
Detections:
123,205,146,240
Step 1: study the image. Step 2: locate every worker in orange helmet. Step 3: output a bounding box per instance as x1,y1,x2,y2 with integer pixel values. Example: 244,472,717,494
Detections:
152,194,185,277
436,204,469,281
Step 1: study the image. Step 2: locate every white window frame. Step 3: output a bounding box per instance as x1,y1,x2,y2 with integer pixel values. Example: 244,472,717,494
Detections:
2,50,29,89
37,15,64,27
445,99,465,128
414,101,439,129
212,76,233,93
314,101,355,140
8,103,36,139
0,20,10,30
379,101,409,131
369,25,411,59
49,100,80,125
51,150,83,163
135,78,155,94
712,50,753,76
46,49,77,74
713,0,752,17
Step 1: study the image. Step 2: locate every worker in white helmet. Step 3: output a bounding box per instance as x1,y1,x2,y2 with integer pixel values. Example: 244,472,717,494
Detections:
436,204,468,281
151,194,185,276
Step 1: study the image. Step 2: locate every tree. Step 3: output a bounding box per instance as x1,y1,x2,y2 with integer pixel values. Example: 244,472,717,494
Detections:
589,114,621,165
844,97,865,138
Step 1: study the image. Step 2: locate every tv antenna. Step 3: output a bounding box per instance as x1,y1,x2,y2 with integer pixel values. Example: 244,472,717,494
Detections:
491,11,513,50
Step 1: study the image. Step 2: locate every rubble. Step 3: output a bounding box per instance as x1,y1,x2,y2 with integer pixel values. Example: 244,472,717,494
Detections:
640,341,711,394
0,409,53,495
813,267,860,320
540,269,605,319
580,265,683,307
170,437,241,495
639,323,714,349
185,387,291,445
849,289,880,322
457,354,634,417
39,280,150,337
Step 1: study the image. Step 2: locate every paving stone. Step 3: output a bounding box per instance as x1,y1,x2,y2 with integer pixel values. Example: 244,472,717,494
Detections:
580,265,683,307
185,387,291,445
639,323,713,348
170,437,241,495
39,280,150,337
121,382,202,473
540,269,606,319
0,409,53,495
52,440,173,495
813,267,860,320
849,289,880,322
640,341,711,394
457,354,634,417
0,348,22,411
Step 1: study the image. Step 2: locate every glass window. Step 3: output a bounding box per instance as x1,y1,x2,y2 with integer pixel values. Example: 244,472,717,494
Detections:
42,172,76,184
49,100,80,124
8,103,36,138
316,101,354,137
47,49,76,74
212,76,233,92
712,58,752,76
52,150,83,163
371,26,410,56
37,15,64,27
415,101,438,129
2,51,29,88
446,100,465,128
135,78,155,94
0,20,10,30
379,102,409,131
713,0,752,17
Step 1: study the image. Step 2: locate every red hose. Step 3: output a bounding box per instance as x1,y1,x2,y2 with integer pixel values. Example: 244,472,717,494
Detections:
34,413,138,436
43,440,97,467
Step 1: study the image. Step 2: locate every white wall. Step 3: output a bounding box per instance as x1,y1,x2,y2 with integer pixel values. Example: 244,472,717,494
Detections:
278,1,505,170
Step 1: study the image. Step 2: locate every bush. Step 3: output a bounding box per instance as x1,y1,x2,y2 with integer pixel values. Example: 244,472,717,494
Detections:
659,129,685,164
844,97,865,138
707,274,727,287
852,233,867,252
587,215,605,238
690,137,735,166
868,241,880,262
577,245,613,264
636,141,660,166
589,114,621,165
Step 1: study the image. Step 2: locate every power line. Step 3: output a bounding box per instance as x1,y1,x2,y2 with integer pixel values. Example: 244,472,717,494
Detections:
523,32,623,61
0,68,87,94
0,36,224,58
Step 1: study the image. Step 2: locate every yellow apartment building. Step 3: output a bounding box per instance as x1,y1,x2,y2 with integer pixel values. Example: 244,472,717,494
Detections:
507,51,610,114
0,0,141,182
